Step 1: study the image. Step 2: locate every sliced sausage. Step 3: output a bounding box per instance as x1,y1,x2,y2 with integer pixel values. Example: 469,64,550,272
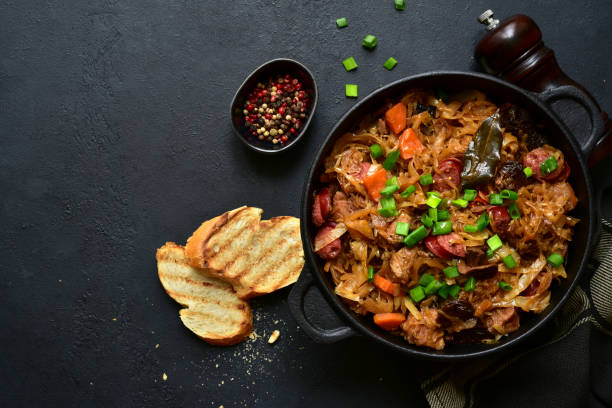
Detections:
312,187,331,227
495,161,528,191
424,236,453,260
523,147,564,181
356,162,371,181
433,158,462,192
488,206,511,233
465,246,488,266
314,224,341,260
436,232,466,258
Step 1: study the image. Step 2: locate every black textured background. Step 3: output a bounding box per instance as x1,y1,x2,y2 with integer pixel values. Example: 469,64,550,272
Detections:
1,1,611,407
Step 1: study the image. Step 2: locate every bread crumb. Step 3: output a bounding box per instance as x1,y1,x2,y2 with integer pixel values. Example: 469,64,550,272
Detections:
215,363,219,368
268,330,280,344
112,318,117,321
273,320,279,324
58,279,62,283
248,331,259,340
155,344,159,349
162,373,167,381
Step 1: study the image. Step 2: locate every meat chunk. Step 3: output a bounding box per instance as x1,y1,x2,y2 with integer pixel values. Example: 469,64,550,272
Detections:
457,260,498,279
436,232,466,258
465,246,487,266
330,191,355,222
401,307,445,350
311,187,331,227
485,307,520,335
384,213,410,244
437,300,477,333
314,224,342,260
433,158,462,192
488,206,511,234
523,146,565,181
389,247,420,286
495,161,528,191
552,182,577,212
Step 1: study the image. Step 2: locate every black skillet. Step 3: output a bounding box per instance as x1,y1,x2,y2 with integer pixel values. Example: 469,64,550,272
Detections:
288,70,609,360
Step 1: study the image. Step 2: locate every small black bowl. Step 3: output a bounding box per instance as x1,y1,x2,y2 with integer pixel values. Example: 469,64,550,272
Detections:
230,58,318,154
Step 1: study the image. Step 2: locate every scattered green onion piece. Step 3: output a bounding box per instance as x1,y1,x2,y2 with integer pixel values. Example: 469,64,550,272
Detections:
503,254,517,269
489,193,503,205
437,209,450,221
547,253,564,267
486,248,495,258
438,283,450,299
449,284,461,299
418,273,435,287
433,221,452,236
336,17,348,28
395,221,410,236
401,185,416,197
523,166,533,178
541,157,558,176
476,212,490,231
500,189,518,200
464,224,478,233
362,34,377,49
463,189,477,201
404,225,428,247
378,196,398,217
464,276,476,292
383,57,397,70
409,285,426,302
426,195,441,208
487,234,503,252
342,57,358,72
345,84,358,98
426,191,439,198
421,214,433,228
508,202,521,219
383,150,401,170
424,279,443,296
370,143,383,159
380,184,399,197
452,198,469,208
428,208,438,222
386,176,399,187
420,173,433,186
443,265,459,278
499,281,512,291
395,0,406,10
367,266,374,281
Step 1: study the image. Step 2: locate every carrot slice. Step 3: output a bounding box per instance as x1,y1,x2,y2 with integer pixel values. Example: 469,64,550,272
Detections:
373,274,402,296
385,102,407,135
373,313,406,330
399,128,425,160
363,168,387,201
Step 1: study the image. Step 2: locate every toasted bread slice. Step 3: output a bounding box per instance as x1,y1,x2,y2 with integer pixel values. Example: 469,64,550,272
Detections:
156,242,253,345
185,207,304,299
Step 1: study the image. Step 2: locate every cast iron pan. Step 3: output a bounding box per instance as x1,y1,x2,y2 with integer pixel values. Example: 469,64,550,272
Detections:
289,71,609,360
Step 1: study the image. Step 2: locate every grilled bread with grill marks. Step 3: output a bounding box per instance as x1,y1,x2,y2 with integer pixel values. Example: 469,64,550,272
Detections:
184,206,304,299
156,242,253,345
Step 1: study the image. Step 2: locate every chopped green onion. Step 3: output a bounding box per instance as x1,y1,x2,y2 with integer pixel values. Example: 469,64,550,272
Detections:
426,195,441,209
449,284,461,299
426,191,439,198
383,150,400,170
367,266,374,281
342,57,358,72
383,57,398,70
499,281,512,291
409,285,426,302
418,273,435,287
541,157,558,176
401,185,416,197
419,173,433,186
489,193,503,205
443,265,459,278
503,254,517,268
404,225,428,247
547,253,564,267
438,283,451,299
336,17,348,28
386,176,399,187
486,248,495,258
437,209,450,221
362,34,377,49
508,202,521,219
395,221,410,236
464,276,476,292
370,144,383,159
345,84,358,98
395,0,406,10
476,212,490,231
464,224,478,233
380,185,399,197
452,198,469,208
428,208,438,222
421,214,433,228
424,279,444,295
432,221,452,236
378,196,398,217
487,234,503,252
500,189,518,200
463,189,477,201
523,166,533,178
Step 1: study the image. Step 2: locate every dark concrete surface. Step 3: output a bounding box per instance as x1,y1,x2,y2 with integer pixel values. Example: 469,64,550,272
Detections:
1,1,610,407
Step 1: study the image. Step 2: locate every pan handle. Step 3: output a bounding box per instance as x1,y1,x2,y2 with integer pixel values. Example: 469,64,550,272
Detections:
288,268,356,343
536,85,605,158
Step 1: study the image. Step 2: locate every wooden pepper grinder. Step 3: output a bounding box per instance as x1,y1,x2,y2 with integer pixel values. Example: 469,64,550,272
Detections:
474,10,612,166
